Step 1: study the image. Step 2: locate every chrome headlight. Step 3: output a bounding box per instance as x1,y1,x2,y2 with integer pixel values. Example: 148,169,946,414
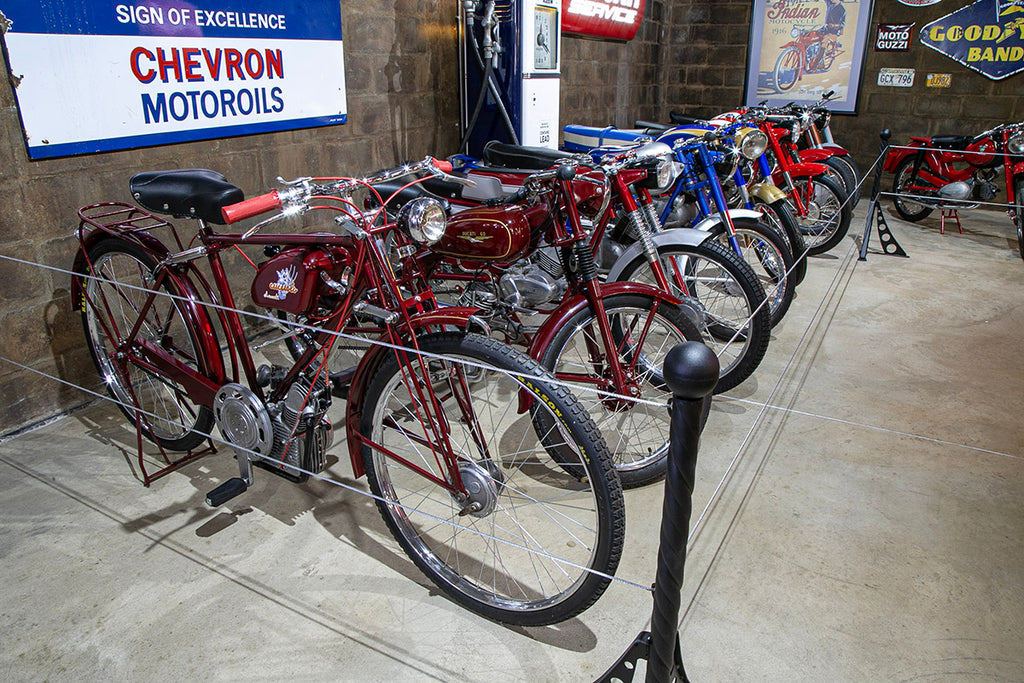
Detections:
1007,131,1024,155
397,197,447,245
791,27,801,38
736,127,768,160
815,110,831,131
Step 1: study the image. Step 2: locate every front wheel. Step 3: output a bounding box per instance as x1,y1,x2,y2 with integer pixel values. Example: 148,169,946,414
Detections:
891,156,936,222
612,239,771,393
535,293,702,488
709,217,797,328
1015,178,1024,261
791,174,852,255
360,332,625,626
774,47,802,92
755,197,808,285
822,156,859,209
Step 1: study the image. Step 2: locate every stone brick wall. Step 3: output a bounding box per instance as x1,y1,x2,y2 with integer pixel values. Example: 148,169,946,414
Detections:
0,0,459,434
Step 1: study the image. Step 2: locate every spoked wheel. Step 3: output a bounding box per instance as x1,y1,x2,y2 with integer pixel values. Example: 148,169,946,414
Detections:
755,197,808,285
710,217,797,327
774,47,802,92
891,156,937,222
536,294,702,488
791,174,852,255
612,240,770,393
360,332,625,626
827,154,863,206
822,156,859,209
1015,179,1024,261
77,238,214,450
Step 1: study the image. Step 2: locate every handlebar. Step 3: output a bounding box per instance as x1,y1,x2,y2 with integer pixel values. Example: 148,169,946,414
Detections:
220,156,465,225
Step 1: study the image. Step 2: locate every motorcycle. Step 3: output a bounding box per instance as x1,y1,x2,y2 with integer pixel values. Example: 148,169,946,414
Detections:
70,158,627,626
563,120,800,327
883,122,1024,248
773,26,843,93
374,143,769,486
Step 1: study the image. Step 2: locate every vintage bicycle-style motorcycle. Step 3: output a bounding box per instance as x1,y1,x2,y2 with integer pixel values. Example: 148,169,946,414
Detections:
368,143,768,486
884,121,1024,256
773,26,843,93
70,158,626,626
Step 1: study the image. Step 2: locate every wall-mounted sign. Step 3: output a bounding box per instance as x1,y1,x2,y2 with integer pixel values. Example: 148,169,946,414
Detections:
744,0,875,114
876,22,915,50
920,0,1024,80
878,66,916,85
562,0,645,41
898,0,943,6
926,72,953,86
1,1,346,159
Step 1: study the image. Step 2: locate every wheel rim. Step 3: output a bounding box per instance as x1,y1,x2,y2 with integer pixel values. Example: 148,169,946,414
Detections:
721,230,788,321
368,353,603,614
548,304,688,473
84,251,204,442
894,163,935,217
776,49,800,91
795,179,842,248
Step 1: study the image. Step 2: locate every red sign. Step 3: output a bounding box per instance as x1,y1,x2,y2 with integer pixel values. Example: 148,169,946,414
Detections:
562,0,645,41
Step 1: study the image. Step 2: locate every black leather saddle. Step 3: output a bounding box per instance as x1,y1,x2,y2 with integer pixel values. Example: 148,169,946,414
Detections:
929,135,971,150
129,169,243,224
481,141,567,170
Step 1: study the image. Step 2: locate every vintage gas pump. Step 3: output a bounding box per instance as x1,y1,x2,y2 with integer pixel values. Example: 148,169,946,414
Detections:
458,0,561,156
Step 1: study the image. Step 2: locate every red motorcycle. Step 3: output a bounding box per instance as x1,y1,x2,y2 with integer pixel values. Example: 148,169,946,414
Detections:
773,27,843,93
71,158,627,625
884,123,1024,251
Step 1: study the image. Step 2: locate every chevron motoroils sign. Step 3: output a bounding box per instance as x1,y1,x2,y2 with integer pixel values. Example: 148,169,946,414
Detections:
920,0,1024,80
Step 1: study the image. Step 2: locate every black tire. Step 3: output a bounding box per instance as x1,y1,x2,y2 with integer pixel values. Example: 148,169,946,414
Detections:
707,217,797,327
360,332,625,626
77,238,215,451
612,239,770,393
756,197,808,285
792,174,852,255
774,47,801,92
535,294,702,488
828,154,863,206
823,156,859,209
891,156,935,222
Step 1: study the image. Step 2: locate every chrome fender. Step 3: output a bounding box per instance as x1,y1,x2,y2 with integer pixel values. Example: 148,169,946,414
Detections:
690,209,762,234
606,227,712,282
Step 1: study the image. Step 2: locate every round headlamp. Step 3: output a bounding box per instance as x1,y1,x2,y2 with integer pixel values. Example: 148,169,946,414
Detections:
815,110,831,131
397,197,447,245
736,128,768,160
1007,131,1024,156
791,27,801,38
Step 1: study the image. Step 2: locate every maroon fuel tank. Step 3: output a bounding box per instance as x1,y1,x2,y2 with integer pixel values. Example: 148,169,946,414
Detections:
431,204,532,262
251,247,343,315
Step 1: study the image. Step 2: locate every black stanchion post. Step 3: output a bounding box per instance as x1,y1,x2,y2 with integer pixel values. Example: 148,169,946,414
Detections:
596,341,719,683
859,129,891,260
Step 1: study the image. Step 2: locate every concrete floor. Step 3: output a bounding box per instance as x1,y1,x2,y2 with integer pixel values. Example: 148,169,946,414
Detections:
1,200,1022,682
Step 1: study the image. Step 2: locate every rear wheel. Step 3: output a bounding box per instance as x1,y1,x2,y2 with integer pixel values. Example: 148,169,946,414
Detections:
361,332,625,626
892,156,936,222
78,238,214,451
536,294,702,488
792,174,852,255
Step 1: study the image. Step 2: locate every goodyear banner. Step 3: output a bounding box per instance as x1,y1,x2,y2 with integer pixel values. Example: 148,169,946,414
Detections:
920,0,1024,80
0,1,347,159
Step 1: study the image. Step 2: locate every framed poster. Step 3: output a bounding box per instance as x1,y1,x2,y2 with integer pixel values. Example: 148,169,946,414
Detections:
1,0,347,159
744,0,875,114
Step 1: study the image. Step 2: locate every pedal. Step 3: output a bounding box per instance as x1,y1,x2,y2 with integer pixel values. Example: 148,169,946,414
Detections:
205,477,248,507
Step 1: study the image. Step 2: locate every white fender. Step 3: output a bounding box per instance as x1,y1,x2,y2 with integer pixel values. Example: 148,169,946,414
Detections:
606,228,712,282
690,209,763,233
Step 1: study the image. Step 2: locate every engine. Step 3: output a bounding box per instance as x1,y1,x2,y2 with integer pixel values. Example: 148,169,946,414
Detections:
213,371,333,481
497,247,566,311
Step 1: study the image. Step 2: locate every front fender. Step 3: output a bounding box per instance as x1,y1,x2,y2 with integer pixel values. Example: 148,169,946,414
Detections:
796,148,834,163
773,161,831,182
883,144,924,173
344,306,483,478
605,228,711,282
1012,161,1024,178
749,181,789,204
690,209,762,234
525,281,684,363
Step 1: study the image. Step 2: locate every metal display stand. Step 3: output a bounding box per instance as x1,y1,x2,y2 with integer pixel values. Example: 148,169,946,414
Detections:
597,341,719,683
859,130,909,261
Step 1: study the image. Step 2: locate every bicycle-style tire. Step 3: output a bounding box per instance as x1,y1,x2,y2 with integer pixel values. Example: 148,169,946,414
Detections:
755,197,808,285
774,47,802,92
705,217,797,327
822,156,859,209
360,332,625,626
792,174,852,255
534,293,702,488
826,154,863,206
77,237,215,451
891,155,936,222
611,239,770,393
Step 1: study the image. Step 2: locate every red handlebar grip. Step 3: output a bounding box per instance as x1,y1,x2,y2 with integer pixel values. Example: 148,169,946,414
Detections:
433,159,454,174
221,191,282,224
